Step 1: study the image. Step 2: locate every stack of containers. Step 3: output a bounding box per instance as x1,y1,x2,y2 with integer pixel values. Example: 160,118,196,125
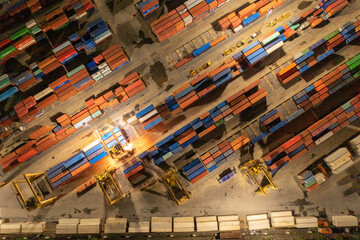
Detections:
176,5,193,27
173,83,199,109
242,12,260,27
29,62,44,81
156,103,171,119
85,99,103,119
227,12,242,32
83,140,107,165
150,135,181,165
15,140,38,163
13,34,36,52
182,158,208,183
173,123,199,149
190,72,215,98
64,151,91,178
0,152,19,173
292,53,360,110
241,41,267,66
187,0,209,22
56,114,72,128
348,134,360,156
324,147,353,174
259,109,282,129
322,0,349,19
35,133,59,152
87,61,103,81
165,95,181,115
11,70,38,92
218,17,231,31
86,17,113,45
295,217,318,228
26,0,42,13
56,219,79,234
200,138,236,172
35,88,59,110
173,217,195,232
94,54,112,77
136,104,163,131
120,72,146,97
151,15,177,42
102,44,129,71
23,19,43,40
196,216,218,232
53,41,78,64
42,8,69,32
102,90,120,109
37,55,62,75
206,0,218,12
208,64,233,86
246,214,270,230
102,126,128,149
122,157,144,180
137,0,159,17
71,108,93,129
297,170,318,191
168,10,185,33
270,211,295,228
259,31,284,55
332,215,359,227
66,64,94,91
217,215,241,232
77,219,102,234
49,75,77,102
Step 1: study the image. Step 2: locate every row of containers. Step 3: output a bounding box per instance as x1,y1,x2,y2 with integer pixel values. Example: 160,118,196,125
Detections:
136,0,160,17
132,80,267,184
276,16,359,84
0,73,146,173
150,0,289,42
296,134,360,192
45,125,132,188
0,43,130,125
7,0,42,15
2,214,360,235
258,91,360,179
176,0,348,69
249,51,360,172
0,1,95,63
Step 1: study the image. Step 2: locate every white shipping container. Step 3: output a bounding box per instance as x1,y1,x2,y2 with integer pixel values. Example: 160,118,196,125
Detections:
270,211,293,218
324,147,349,163
295,216,318,228
26,19,37,29
315,131,334,145
196,221,218,232
248,219,270,230
271,216,295,228
332,215,358,227
151,217,172,232
55,224,78,234
34,87,53,101
138,109,158,123
314,173,326,185
83,139,101,152
218,221,240,231
21,222,46,233
128,222,150,233
218,215,239,221
233,25,243,33
53,41,71,54
58,218,80,224
0,223,22,234
265,41,284,54
78,224,101,234
196,216,217,222
247,214,268,221
332,160,354,174
327,153,352,170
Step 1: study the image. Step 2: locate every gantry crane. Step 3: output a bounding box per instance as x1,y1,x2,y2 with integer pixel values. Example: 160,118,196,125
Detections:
95,168,129,205
12,173,58,211
239,160,277,195
161,169,191,205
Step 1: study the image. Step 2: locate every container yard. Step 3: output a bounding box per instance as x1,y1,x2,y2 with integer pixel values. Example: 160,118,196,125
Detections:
0,0,360,239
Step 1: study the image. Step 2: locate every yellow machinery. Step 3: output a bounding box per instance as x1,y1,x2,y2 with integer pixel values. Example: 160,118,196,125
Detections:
239,160,277,195
0,181,8,188
189,61,211,77
95,169,128,205
269,13,291,27
12,173,58,211
222,40,246,56
161,169,191,205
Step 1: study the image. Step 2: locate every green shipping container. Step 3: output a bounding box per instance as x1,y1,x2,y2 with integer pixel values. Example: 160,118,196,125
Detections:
261,32,281,46
302,48,310,55
34,69,43,76
353,70,360,79
0,45,16,60
91,110,102,119
66,64,85,78
30,25,41,35
290,23,300,30
324,29,340,41
341,102,352,111
9,28,31,41
0,77,11,90
215,119,224,127
162,152,173,160
54,22,69,31
349,59,360,71
346,54,360,67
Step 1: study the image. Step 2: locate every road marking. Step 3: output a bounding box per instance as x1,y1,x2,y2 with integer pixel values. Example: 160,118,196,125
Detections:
192,39,199,49
200,34,208,44
263,75,274,91
208,29,217,40
184,43,192,53
175,49,183,59
282,102,291,115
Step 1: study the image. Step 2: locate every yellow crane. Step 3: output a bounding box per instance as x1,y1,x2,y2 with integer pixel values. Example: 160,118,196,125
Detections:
12,173,58,211
95,168,129,205
161,169,191,205
269,12,291,27
239,160,277,195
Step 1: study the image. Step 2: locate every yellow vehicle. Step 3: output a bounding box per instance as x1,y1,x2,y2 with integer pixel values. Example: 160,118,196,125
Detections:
239,159,277,195
189,61,211,77
223,40,245,56
269,12,291,27
161,169,191,205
